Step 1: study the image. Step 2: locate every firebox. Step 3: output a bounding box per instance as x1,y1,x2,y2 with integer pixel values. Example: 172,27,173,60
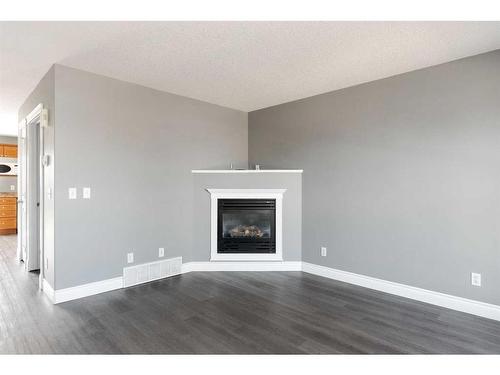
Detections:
218,199,276,254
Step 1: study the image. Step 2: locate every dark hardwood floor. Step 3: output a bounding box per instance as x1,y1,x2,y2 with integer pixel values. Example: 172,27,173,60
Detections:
1,235,500,354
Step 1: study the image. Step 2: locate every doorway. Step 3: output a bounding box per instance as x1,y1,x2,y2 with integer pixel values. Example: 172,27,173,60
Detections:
17,104,46,289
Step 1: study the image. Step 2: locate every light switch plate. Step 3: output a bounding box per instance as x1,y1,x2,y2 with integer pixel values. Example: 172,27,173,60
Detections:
471,272,481,287
127,252,134,264
68,187,77,200
10,185,15,191
321,246,327,257
159,247,165,258
83,187,91,199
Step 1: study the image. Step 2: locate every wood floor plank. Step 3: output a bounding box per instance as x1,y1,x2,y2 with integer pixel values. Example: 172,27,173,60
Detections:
1,234,499,354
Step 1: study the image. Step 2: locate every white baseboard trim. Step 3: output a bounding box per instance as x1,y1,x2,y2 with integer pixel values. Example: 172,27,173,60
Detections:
42,278,55,303
302,262,500,322
182,261,302,273
53,277,123,304
50,262,300,304
45,260,500,322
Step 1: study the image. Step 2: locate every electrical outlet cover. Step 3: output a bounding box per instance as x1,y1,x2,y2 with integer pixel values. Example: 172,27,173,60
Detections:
127,252,134,264
159,247,165,257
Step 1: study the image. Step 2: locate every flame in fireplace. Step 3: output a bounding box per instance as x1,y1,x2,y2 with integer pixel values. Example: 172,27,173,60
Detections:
229,225,265,238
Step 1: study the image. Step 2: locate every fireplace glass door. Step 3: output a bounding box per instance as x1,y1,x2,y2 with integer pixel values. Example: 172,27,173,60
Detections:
218,199,276,253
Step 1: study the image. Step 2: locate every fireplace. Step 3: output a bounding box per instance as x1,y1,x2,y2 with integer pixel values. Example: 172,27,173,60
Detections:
207,189,285,261
218,199,276,254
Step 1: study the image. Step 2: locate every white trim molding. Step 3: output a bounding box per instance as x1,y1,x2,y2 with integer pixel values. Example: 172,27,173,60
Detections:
207,188,286,261
47,261,301,304
302,262,500,322
182,261,302,273
25,103,43,124
42,262,500,322
53,277,123,304
42,278,55,303
192,169,303,174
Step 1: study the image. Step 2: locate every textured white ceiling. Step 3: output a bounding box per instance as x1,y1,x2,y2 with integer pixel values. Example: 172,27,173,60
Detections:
1,21,500,135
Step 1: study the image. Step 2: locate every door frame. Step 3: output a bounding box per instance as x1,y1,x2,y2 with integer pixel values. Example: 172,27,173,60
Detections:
18,103,47,290
16,120,25,263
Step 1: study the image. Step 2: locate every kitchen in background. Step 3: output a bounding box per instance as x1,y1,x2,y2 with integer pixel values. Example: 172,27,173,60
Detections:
0,135,18,235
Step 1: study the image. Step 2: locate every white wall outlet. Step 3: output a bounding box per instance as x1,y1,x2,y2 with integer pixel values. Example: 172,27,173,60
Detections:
158,247,165,258
68,187,77,199
83,187,91,199
10,185,15,191
321,246,327,257
127,252,134,264
471,272,481,287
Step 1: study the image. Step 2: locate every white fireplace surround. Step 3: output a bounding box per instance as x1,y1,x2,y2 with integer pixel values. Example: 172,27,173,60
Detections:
207,188,286,261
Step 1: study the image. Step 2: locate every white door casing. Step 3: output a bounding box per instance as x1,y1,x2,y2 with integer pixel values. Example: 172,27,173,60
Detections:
18,104,46,289
17,120,27,263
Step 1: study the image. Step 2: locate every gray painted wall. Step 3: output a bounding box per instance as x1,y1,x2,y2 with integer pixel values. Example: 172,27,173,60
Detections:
0,176,17,193
249,50,500,305
192,172,302,262
0,136,17,144
18,66,56,288
54,65,248,289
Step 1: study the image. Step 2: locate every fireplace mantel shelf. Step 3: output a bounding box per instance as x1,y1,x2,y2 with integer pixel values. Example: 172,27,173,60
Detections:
192,169,303,174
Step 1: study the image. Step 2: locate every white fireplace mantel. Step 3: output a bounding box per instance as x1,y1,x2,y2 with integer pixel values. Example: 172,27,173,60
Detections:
207,188,286,261
193,169,303,174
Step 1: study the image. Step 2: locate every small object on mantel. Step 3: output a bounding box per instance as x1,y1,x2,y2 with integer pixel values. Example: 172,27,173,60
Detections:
230,163,234,170
255,164,260,170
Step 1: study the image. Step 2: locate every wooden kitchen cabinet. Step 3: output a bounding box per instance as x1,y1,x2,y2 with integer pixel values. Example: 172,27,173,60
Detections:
3,145,18,158
0,196,17,234
0,144,18,158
